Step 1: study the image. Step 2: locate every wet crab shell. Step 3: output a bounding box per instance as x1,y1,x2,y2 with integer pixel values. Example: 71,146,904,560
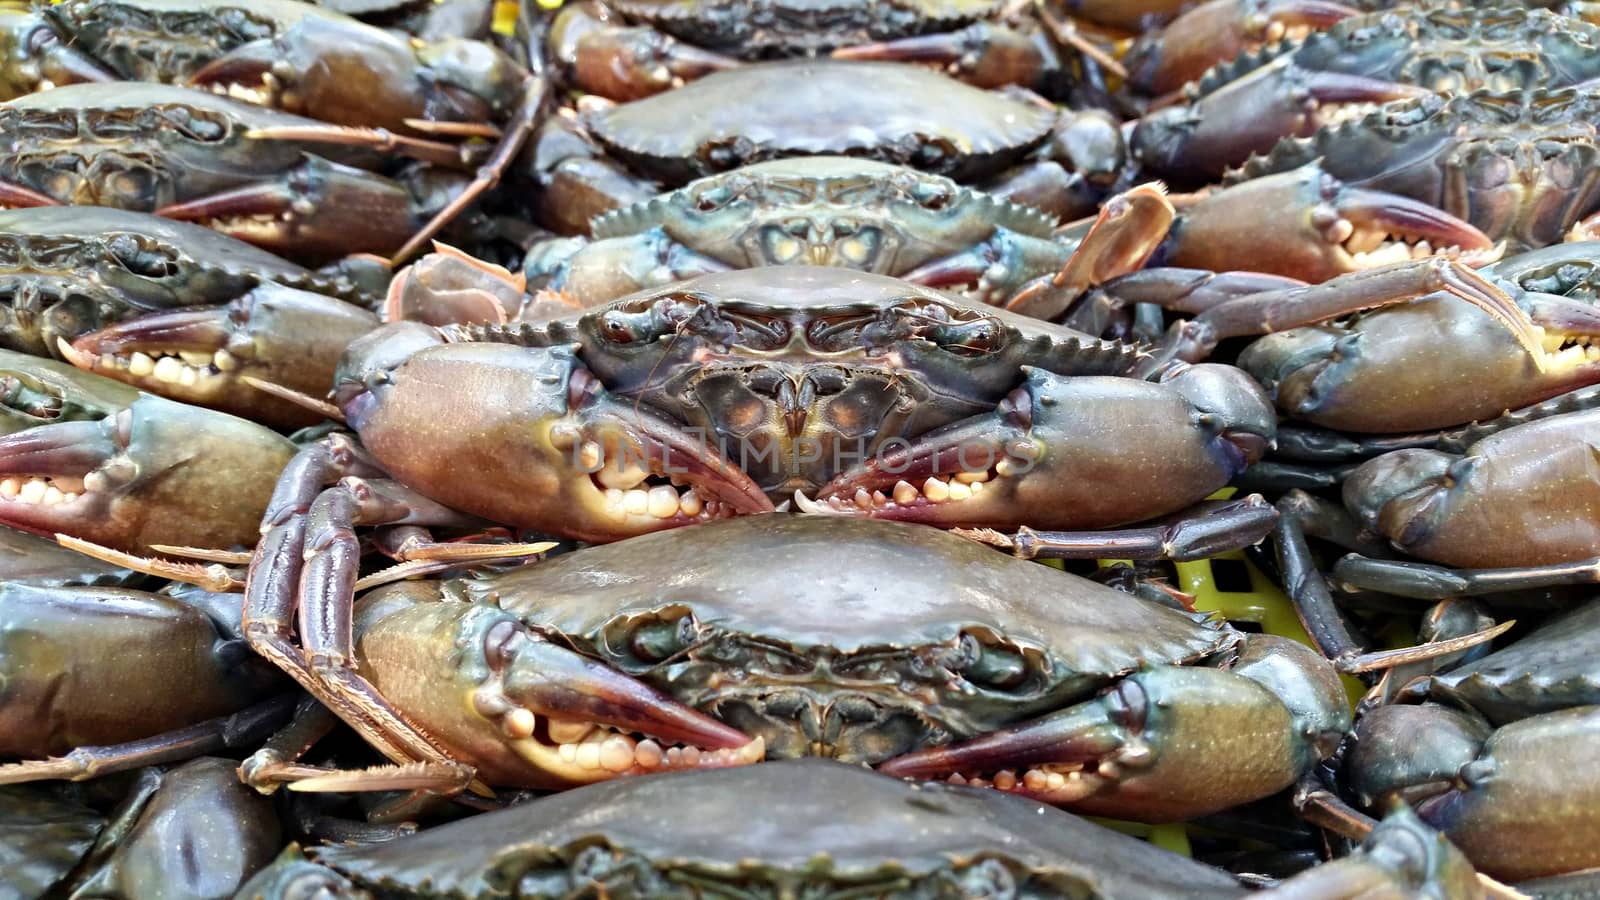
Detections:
444,515,1234,761
601,0,1010,57
305,759,1249,898
584,59,1058,185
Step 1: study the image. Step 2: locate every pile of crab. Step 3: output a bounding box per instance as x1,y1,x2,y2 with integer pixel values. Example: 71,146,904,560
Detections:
6,0,1600,896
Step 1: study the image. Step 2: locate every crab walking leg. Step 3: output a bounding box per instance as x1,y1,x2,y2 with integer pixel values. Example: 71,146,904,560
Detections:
1152,256,1540,366
805,363,1274,530
0,695,297,785
955,494,1279,562
1332,555,1600,601
878,636,1349,821
249,464,495,789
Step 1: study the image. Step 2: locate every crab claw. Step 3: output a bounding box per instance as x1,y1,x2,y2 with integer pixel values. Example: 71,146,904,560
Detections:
1132,58,1431,179
59,285,378,431
1126,0,1360,95
356,597,762,790
0,394,296,553
802,365,1273,530
154,157,427,262
570,26,741,101
337,328,772,543
1162,166,1501,282
880,637,1345,822
832,23,1047,91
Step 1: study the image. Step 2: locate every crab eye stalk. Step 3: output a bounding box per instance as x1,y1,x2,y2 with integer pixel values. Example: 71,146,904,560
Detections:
628,614,697,664
959,633,1029,691
599,310,650,344
105,235,179,279
928,319,1001,357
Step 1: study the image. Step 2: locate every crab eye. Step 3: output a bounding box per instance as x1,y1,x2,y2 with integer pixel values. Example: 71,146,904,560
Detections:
105,235,179,278
629,614,697,663
929,319,1001,357
959,633,1029,690
599,310,651,344
691,185,732,212
911,182,954,210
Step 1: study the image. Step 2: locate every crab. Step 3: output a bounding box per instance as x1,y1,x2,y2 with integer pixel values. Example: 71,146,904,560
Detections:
1132,4,1600,182
1341,596,1600,881
0,83,494,262
234,760,1252,898
253,264,1289,551
0,206,375,359
540,0,1123,104
531,58,1127,234
526,157,1504,318
237,511,1347,825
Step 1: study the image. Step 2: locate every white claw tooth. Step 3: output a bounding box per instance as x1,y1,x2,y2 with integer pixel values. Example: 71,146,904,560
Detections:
178,365,198,387
680,746,701,767
41,485,64,505
647,485,680,518
178,351,212,367
82,472,107,494
624,489,650,515
605,488,625,510
678,489,702,517
665,747,683,766
893,480,918,505
578,441,602,470
597,460,650,490
0,478,18,498
100,352,117,369
995,458,1015,478
212,349,240,372
953,470,990,484
128,352,156,377
968,480,985,493
575,741,601,770
60,491,78,503
558,743,578,763
18,479,47,504
946,480,972,501
993,770,1017,791
922,477,949,503
152,356,184,384
853,488,873,509
599,735,637,772
1024,769,1048,791
871,490,887,507
635,739,663,769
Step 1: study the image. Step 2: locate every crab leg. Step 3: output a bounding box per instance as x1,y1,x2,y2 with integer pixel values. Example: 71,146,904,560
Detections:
1160,257,1541,365
955,494,1279,562
1132,58,1432,179
0,694,297,786
879,636,1348,821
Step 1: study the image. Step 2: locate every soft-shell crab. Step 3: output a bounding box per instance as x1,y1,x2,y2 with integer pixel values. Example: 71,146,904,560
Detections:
243,513,1347,822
